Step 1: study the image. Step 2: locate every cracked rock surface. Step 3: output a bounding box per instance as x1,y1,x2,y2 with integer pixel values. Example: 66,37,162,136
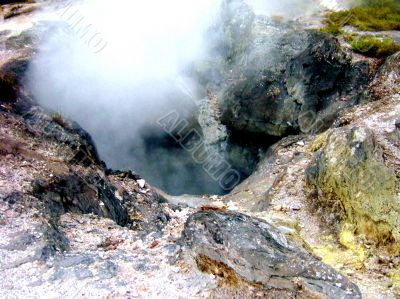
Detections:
182,210,361,299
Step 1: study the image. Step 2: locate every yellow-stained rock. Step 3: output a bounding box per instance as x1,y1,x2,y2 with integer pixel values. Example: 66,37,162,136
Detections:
307,124,400,249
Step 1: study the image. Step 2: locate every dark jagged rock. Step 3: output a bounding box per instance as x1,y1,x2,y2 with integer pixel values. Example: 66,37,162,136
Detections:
39,219,70,260
0,28,39,104
305,51,400,246
0,27,103,167
105,169,142,181
193,0,375,186
22,107,103,167
1,1,39,20
197,0,373,139
0,58,30,103
32,173,129,226
366,51,400,102
0,0,399,296
120,189,170,235
220,31,373,138
182,210,361,298
0,58,30,86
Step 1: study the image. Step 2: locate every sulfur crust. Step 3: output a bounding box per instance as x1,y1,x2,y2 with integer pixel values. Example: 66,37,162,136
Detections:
307,127,400,251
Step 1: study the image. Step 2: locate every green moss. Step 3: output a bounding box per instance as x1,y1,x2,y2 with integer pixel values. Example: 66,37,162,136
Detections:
323,0,400,32
351,36,400,58
321,0,400,58
320,25,343,36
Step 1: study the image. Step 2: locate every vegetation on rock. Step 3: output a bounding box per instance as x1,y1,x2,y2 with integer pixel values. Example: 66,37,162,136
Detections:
322,0,400,58
323,0,400,33
351,36,400,58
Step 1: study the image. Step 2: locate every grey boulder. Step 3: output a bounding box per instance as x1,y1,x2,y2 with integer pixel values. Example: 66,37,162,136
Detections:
182,210,361,299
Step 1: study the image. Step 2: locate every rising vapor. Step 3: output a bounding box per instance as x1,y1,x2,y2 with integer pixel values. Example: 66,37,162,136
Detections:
28,0,342,194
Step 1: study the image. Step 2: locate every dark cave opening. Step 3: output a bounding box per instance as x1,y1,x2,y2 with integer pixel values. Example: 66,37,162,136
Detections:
121,123,282,196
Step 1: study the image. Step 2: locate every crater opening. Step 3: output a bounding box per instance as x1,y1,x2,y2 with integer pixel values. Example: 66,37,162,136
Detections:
26,0,312,196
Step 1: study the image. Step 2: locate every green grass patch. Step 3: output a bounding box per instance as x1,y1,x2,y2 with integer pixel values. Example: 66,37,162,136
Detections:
322,0,400,33
321,0,400,57
351,36,400,58
320,24,343,36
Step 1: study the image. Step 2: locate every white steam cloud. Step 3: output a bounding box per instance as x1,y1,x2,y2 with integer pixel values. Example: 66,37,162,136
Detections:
29,0,220,160
247,0,353,15
28,0,343,194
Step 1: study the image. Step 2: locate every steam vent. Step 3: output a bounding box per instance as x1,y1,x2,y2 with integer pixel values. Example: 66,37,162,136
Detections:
1,0,400,298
